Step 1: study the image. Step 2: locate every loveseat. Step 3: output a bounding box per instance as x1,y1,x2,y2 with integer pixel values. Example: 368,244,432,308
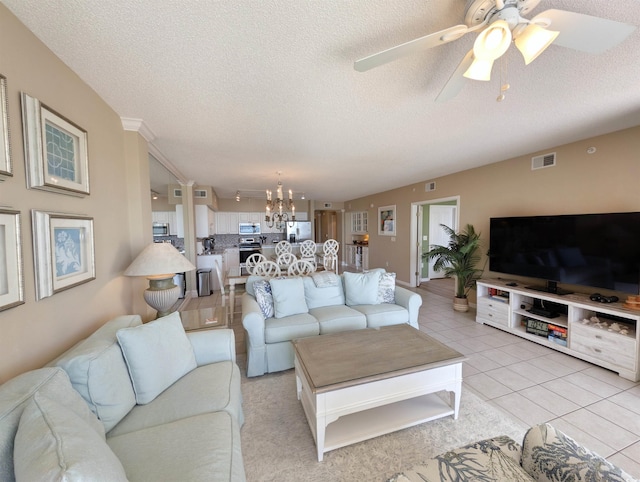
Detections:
388,422,638,482
0,312,245,482
242,270,423,377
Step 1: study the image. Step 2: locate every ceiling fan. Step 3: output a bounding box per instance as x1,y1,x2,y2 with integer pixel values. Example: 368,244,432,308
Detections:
354,0,636,102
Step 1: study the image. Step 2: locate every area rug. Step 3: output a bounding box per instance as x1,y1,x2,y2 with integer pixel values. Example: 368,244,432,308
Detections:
239,368,528,482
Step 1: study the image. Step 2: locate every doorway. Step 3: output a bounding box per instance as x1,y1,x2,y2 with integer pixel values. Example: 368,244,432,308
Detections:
314,210,338,243
410,196,459,287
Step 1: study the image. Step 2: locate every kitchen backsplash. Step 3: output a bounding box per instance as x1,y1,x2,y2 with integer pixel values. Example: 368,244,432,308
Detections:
212,233,285,249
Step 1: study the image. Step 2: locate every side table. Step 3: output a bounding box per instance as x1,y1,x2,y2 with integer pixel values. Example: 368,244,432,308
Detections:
180,306,228,332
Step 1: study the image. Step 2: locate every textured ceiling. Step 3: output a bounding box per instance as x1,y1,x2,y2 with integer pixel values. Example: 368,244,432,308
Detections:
4,0,640,202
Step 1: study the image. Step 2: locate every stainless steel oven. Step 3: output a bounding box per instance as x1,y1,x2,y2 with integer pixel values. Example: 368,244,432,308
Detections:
238,237,262,270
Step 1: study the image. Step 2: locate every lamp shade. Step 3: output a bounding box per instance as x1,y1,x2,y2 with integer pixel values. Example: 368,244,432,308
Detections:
515,23,559,65
463,56,494,81
124,243,196,279
473,20,512,61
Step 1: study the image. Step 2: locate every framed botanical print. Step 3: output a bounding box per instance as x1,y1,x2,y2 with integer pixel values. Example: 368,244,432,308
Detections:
32,210,95,300
0,209,24,311
0,75,11,179
21,93,90,196
378,205,396,236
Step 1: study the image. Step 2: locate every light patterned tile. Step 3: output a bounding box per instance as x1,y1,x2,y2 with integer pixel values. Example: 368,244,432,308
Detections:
565,372,623,398
586,400,640,436
508,361,558,384
464,373,513,400
464,353,502,372
561,408,637,451
519,385,580,416
581,366,639,390
607,453,640,480
491,392,555,426
617,441,640,479
549,418,616,458
478,348,521,367
542,378,602,406
609,389,640,416
485,366,537,391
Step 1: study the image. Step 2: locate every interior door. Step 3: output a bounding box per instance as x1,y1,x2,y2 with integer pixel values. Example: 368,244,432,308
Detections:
428,205,457,279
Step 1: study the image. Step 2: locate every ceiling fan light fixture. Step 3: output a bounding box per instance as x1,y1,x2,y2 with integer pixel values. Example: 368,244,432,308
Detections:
473,20,512,60
463,56,494,81
515,23,559,65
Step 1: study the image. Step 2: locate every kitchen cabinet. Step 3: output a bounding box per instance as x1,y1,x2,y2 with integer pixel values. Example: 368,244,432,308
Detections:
152,211,178,236
175,205,184,238
195,205,214,238
224,248,239,271
214,212,240,234
239,212,263,224
351,212,368,234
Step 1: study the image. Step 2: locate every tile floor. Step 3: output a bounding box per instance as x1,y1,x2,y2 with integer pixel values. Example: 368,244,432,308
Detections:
183,280,640,478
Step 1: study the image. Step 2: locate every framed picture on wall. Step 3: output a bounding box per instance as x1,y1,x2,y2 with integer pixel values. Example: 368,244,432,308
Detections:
378,205,396,236
0,75,11,179
32,210,95,300
0,209,24,311
21,93,90,196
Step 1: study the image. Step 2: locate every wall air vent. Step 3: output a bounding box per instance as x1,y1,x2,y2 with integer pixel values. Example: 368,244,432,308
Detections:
323,203,332,208
194,189,208,198
531,152,556,170
425,181,436,192
173,188,182,198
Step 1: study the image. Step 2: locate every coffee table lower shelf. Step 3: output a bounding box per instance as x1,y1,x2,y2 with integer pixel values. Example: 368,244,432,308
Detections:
317,393,454,454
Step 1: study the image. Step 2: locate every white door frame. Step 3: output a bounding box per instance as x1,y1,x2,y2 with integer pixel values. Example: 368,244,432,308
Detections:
409,196,460,287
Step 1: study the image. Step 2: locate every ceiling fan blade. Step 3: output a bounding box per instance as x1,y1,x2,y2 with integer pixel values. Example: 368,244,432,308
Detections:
435,49,474,103
533,9,636,53
354,24,470,72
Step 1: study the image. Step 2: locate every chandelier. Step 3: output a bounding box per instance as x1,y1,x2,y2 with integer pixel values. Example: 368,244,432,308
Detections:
265,173,295,229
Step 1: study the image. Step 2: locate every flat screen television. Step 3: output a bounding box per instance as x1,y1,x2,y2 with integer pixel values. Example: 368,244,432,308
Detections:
489,212,640,295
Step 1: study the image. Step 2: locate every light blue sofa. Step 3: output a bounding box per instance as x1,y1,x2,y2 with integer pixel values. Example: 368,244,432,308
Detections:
0,313,245,482
242,270,423,377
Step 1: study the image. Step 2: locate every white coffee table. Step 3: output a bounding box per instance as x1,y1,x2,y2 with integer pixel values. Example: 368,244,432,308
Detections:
292,324,465,461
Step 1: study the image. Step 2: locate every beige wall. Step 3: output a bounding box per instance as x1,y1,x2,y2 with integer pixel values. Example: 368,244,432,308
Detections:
345,126,640,291
0,6,151,382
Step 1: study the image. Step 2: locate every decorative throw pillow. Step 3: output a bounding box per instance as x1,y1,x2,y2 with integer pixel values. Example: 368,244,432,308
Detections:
344,271,380,306
377,272,396,304
270,277,309,318
116,312,197,404
14,393,128,482
254,279,274,318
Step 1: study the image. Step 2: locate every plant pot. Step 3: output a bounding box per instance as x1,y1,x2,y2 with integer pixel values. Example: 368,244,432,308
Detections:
453,297,469,312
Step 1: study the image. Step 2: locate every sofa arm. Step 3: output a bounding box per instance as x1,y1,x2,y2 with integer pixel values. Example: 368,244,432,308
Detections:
242,293,266,346
394,286,423,329
187,328,236,366
521,423,636,482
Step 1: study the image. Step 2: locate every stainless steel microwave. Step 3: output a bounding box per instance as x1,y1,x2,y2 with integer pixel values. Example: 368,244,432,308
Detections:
239,222,261,235
152,223,170,236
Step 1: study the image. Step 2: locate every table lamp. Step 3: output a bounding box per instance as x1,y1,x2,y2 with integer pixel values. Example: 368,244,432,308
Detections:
124,243,196,318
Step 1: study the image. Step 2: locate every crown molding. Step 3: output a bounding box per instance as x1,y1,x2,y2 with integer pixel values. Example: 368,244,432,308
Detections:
121,117,156,142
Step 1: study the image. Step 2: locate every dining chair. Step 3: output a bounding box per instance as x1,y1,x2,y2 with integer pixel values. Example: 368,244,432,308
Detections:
287,259,315,276
299,240,317,269
245,253,267,275
276,252,297,269
253,260,282,277
275,240,292,257
322,239,339,274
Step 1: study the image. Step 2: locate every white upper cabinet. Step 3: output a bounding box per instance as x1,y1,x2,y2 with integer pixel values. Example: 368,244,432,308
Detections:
351,211,368,233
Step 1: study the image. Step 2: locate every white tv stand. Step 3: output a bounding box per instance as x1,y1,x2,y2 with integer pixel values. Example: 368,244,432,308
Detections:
476,279,640,381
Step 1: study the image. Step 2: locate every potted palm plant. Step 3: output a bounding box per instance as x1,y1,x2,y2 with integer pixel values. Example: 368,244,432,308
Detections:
422,224,484,312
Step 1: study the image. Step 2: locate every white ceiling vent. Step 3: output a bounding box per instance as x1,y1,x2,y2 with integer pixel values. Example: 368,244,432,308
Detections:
425,181,436,192
323,202,332,208
531,152,556,170
194,189,208,198
173,188,182,198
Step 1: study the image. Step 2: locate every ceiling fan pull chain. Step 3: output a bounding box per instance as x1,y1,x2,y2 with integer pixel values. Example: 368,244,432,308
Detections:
497,54,510,102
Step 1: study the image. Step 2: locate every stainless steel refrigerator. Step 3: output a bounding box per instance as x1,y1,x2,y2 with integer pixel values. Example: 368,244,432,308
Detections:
286,221,312,243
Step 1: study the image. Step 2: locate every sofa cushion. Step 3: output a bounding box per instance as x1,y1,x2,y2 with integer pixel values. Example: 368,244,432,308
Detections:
107,411,245,482
54,315,141,432
310,305,367,334
270,277,309,318
116,312,197,404
353,303,408,328
107,361,243,437
521,423,638,482
303,275,345,309
344,271,380,306
377,272,396,303
254,279,275,318
387,435,532,482
265,313,319,343
0,367,105,482
14,393,127,482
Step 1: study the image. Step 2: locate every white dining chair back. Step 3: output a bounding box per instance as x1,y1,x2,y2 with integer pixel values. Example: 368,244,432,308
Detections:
275,240,292,257
253,260,282,277
245,253,267,275
322,254,338,274
323,239,339,256
299,240,317,258
287,259,316,276
213,257,227,306
276,252,297,268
